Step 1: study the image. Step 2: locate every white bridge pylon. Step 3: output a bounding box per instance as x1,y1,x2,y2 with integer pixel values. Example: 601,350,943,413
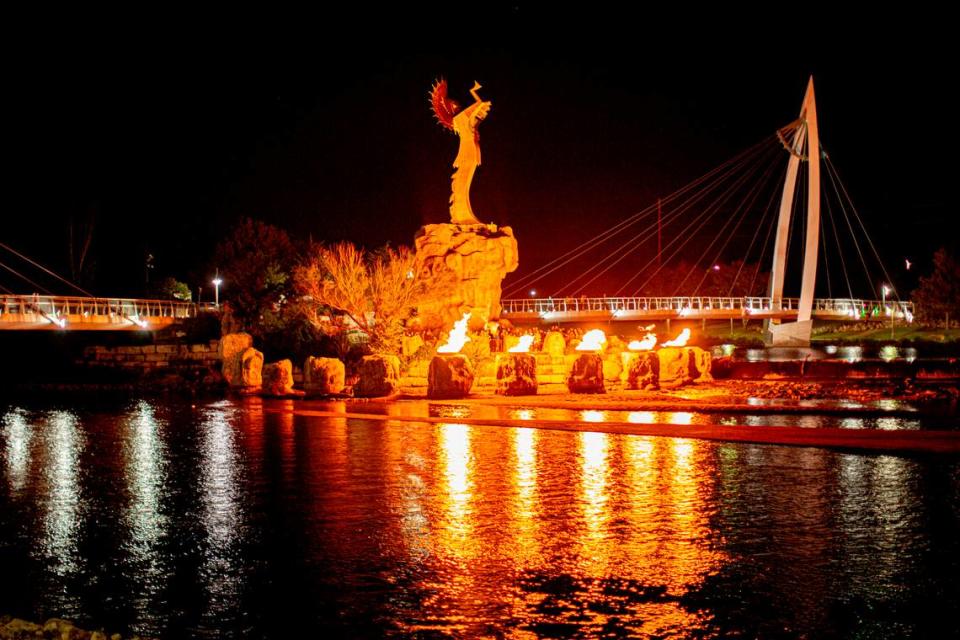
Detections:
765,76,821,346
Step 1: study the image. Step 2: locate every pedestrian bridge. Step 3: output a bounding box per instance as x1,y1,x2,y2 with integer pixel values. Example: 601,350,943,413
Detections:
500,296,915,324
0,294,215,330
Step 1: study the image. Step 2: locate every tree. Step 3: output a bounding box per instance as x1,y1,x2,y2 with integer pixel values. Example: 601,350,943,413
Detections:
213,218,297,336
153,276,192,301
294,242,425,353
912,247,960,327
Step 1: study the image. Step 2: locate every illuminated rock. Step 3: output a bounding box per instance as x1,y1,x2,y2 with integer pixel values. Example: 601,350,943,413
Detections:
543,331,566,357
567,353,605,393
626,351,660,390
263,359,295,396
687,346,713,382
219,332,253,386
355,355,401,397
240,347,263,388
496,353,538,396
414,223,519,330
657,347,691,388
304,356,345,395
427,354,475,399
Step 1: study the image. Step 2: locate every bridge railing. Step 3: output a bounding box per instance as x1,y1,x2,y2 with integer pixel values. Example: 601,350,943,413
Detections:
0,295,216,323
501,296,915,318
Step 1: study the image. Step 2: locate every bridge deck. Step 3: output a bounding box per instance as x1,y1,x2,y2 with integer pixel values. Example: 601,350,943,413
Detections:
0,295,215,330
501,296,914,323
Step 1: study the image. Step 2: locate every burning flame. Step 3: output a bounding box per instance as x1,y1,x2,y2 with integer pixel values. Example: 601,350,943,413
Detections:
628,325,658,351
662,328,691,347
576,329,607,352
437,313,472,353
508,334,535,353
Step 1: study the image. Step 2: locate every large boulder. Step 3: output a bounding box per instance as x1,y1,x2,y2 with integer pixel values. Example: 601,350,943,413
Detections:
626,351,660,390
543,331,566,357
567,353,605,394
687,346,713,382
355,355,401,397
304,356,345,395
658,347,691,388
428,354,475,399
219,332,253,386
496,353,538,396
263,359,295,396
240,347,264,387
414,223,519,330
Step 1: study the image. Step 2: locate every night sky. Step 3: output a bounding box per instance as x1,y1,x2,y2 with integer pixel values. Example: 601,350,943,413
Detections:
5,9,953,300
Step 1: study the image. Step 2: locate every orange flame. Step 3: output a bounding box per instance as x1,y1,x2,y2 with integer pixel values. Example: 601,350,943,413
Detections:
662,328,691,347
508,334,535,353
576,329,607,352
628,325,658,351
437,313,472,353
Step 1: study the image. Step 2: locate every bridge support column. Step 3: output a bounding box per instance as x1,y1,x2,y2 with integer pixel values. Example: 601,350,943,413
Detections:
765,76,820,348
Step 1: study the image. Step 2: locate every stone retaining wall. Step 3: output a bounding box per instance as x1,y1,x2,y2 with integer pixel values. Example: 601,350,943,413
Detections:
79,340,221,372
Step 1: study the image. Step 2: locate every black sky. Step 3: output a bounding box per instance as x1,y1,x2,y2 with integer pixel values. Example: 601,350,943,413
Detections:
4,8,953,299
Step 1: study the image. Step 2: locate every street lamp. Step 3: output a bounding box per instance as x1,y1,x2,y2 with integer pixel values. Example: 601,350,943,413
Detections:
881,284,893,339
213,273,222,308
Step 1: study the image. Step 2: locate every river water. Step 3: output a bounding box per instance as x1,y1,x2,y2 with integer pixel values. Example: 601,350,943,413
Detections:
2,397,959,638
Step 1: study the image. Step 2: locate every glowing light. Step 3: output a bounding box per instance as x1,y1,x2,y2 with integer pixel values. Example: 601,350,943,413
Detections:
576,328,607,351
880,345,899,362
581,410,606,423
713,264,720,271
882,284,891,297
627,411,655,424
510,409,535,421
628,325,658,351
437,313,472,353
508,334,535,352
663,328,691,347
529,289,537,297
905,310,914,323
668,412,694,425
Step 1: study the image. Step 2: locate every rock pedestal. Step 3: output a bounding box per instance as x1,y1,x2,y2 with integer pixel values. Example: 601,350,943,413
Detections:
687,347,713,382
567,353,606,393
657,347,691,388
355,355,401,397
625,351,660,390
263,359,295,396
495,353,538,396
304,356,345,395
414,223,519,330
428,354,475,399
219,332,253,386
240,347,264,388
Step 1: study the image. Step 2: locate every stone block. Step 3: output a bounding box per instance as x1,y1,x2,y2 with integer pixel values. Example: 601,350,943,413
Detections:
427,354,475,399
567,353,605,393
240,347,263,387
658,347,691,388
304,356,345,395
687,346,713,382
496,353,538,396
220,332,254,386
356,354,401,397
625,351,660,390
263,359,295,396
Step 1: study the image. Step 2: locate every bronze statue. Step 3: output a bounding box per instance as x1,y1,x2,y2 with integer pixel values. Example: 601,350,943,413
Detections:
430,79,492,225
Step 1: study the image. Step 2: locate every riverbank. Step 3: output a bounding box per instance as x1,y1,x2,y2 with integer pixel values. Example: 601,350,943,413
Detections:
0,616,149,640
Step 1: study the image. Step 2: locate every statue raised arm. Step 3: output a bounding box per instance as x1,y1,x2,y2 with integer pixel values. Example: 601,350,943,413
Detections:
430,79,492,225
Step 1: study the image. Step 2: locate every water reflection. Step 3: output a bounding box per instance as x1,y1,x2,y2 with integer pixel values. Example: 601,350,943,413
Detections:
439,423,474,552
198,405,243,621
40,411,84,579
2,408,31,493
123,401,168,606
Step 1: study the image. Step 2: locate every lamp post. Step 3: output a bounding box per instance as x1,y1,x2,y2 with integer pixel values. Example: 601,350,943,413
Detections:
213,273,222,308
882,284,893,340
